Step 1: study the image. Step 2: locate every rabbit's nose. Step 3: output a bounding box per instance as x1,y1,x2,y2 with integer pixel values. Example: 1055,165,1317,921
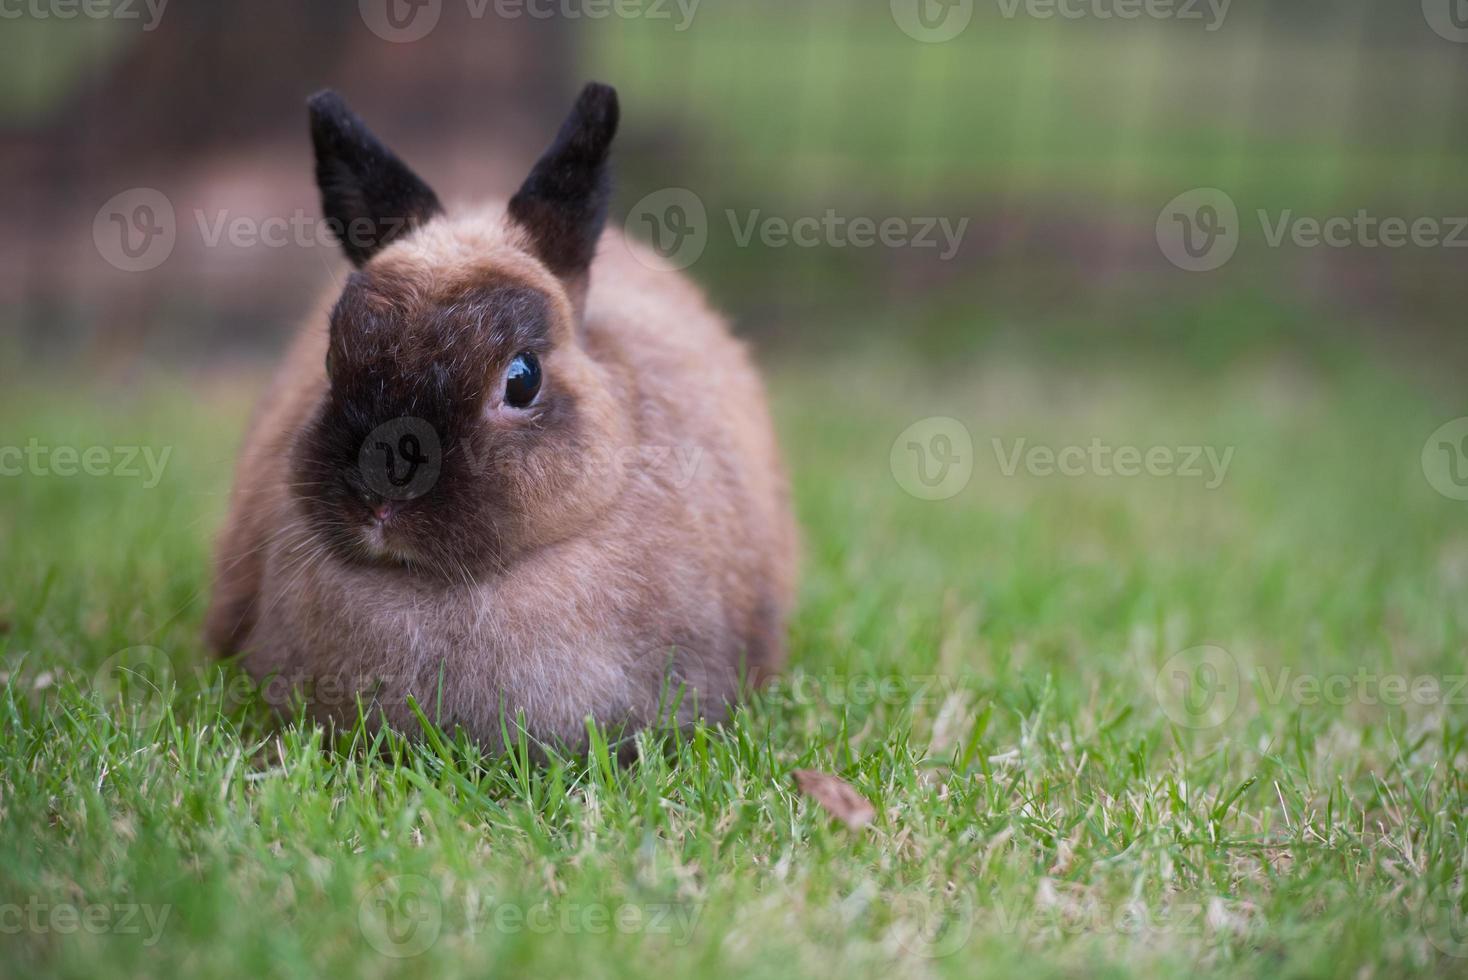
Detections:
353,486,393,522
342,471,389,516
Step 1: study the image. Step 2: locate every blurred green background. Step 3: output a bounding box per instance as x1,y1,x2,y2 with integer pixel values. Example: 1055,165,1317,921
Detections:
2,0,1467,366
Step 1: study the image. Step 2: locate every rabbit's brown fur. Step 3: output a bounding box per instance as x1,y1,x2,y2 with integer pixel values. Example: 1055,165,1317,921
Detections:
205,85,796,752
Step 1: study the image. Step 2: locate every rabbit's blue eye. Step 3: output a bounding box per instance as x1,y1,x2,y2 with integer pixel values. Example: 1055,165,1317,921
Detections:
504,352,541,409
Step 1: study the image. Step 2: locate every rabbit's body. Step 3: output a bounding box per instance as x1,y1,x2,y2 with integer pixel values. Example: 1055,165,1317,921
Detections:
206,88,796,750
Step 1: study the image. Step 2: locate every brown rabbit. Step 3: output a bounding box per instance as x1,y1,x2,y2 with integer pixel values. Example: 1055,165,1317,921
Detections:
204,83,797,753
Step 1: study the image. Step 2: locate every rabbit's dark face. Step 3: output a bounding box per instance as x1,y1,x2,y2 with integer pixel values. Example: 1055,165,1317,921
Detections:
291,254,625,581
287,83,624,581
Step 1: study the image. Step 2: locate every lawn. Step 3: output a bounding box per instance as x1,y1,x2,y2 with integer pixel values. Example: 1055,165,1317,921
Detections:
1,299,1465,979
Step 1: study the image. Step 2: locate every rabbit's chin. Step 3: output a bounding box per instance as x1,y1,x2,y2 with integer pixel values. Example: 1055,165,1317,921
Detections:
341,519,492,583
360,523,413,564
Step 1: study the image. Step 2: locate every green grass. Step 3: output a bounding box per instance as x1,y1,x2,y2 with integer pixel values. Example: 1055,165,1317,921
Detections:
2,313,1468,979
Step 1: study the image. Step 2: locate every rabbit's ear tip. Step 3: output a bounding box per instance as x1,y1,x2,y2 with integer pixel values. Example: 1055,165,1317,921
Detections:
307,89,342,111
307,91,355,134
508,83,621,280
576,82,619,113
573,84,620,140
306,92,443,267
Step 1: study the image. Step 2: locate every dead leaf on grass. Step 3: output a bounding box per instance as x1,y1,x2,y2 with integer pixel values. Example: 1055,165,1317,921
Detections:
792,769,875,829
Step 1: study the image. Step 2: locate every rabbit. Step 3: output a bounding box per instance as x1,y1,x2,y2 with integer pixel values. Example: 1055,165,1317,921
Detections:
204,83,798,754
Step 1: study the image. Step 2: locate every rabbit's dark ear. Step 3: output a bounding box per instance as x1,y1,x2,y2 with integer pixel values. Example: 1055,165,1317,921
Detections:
308,90,442,267
508,83,619,281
